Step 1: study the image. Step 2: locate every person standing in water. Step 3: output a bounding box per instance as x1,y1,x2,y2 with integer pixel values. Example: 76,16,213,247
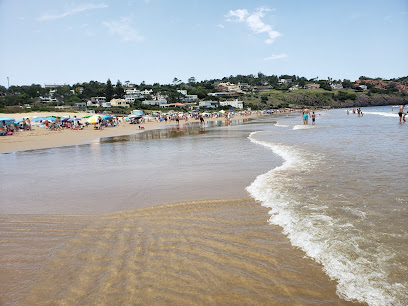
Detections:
398,105,405,123
302,108,310,125
311,111,316,125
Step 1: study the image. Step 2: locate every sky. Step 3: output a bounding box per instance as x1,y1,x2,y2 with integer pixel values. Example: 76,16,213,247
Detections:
0,0,407,87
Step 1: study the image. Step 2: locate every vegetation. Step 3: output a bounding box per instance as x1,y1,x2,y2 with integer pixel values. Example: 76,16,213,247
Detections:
0,73,406,113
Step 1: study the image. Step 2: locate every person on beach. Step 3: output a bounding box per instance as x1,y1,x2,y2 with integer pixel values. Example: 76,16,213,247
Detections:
199,114,205,124
311,112,316,125
26,118,31,131
398,105,405,123
302,108,310,125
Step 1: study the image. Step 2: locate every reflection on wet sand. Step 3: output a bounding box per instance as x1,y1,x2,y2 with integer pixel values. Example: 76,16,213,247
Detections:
0,199,357,305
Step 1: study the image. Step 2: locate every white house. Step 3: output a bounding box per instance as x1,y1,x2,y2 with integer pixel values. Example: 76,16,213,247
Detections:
199,101,219,108
330,83,343,90
219,99,243,109
142,100,169,108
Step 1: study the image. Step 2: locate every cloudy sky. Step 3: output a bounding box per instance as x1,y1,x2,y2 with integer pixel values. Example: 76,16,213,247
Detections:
0,0,407,86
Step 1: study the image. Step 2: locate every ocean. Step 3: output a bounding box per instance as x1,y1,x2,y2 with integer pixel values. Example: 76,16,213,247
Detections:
0,106,407,305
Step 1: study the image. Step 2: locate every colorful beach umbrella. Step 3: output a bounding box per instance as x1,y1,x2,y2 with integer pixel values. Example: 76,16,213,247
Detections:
82,115,92,118
0,116,15,126
31,116,47,122
87,115,101,124
45,116,56,121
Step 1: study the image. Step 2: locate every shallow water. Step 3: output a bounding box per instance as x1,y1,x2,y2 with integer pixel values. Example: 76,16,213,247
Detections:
1,108,407,305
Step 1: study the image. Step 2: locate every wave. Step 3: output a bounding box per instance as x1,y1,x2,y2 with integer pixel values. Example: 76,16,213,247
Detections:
246,131,402,306
274,123,289,128
364,111,399,118
292,125,315,130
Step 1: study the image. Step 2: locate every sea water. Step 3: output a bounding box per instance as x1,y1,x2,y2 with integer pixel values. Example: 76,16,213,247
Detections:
247,106,407,305
1,107,407,305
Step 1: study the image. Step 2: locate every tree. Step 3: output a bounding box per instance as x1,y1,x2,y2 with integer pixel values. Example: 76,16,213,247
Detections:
106,79,113,102
115,80,124,98
188,77,196,84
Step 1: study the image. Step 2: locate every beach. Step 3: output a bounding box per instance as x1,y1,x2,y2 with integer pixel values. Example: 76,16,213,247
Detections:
1,107,406,305
0,111,259,153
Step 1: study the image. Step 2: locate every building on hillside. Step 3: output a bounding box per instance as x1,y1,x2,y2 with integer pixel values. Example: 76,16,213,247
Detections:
199,101,219,108
91,97,106,104
38,96,58,103
219,99,243,109
304,83,320,89
74,102,86,109
359,85,368,91
87,100,99,107
75,87,84,94
182,95,198,102
252,85,273,92
168,103,186,108
216,82,243,93
177,90,188,96
238,82,251,90
142,100,169,108
289,85,299,91
102,102,111,108
207,92,235,97
330,83,343,90
110,98,129,108
278,79,293,84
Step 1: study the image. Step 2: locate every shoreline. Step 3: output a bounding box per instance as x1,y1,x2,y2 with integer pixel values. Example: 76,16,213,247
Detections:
0,112,262,153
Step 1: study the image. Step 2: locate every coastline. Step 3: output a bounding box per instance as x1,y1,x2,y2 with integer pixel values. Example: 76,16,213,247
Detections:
0,112,261,153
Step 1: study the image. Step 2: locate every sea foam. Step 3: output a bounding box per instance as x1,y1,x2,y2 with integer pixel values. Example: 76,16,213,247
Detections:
246,131,401,306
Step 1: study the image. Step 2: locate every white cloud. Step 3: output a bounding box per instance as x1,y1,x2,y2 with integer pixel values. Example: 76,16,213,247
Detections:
264,53,288,60
38,3,108,21
225,7,281,44
103,17,144,42
217,24,225,29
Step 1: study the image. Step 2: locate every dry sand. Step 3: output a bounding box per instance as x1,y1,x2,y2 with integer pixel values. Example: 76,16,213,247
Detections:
0,112,260,153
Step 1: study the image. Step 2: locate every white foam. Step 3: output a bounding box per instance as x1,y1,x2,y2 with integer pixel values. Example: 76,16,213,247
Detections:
246,131,402,306
364,111,398,118
292,124,315,130
274,123,289,128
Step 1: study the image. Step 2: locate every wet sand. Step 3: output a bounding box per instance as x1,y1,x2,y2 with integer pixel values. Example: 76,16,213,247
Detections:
0,199,357,305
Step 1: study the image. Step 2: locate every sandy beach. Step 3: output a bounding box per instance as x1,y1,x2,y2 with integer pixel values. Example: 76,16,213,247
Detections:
0,112,260,153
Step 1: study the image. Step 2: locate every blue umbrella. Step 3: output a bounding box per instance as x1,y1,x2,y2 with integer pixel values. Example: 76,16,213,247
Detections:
0,116,15,127
45,116,56,121
31,116,47,122
102,115,113,120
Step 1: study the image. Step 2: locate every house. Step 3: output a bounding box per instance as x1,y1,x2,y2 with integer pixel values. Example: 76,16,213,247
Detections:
110,98,129,108
304,84,320,89
102,102,111,108
74,102,86,109
216,82,243,93
359,85,368,91
207,92,235,97
125,89,144,103
182,95,198,102
289,85,299,91
238,83,251,90
219,99,243,109
199,101,219,108
278,79,293,84
252,85,273,92
142,100,169,108
330,83,343,90
91,97,106,104
168,103,186,108
177,90,188,96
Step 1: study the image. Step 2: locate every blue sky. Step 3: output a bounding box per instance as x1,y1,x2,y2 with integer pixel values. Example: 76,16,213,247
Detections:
1,0,407,86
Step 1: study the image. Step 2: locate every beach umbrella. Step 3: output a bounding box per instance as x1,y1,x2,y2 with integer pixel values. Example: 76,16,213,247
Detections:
102,115,113,120
82,115,92,118
45,116,56,121
87,115,101,124
0,116,15,126
31,116,47,122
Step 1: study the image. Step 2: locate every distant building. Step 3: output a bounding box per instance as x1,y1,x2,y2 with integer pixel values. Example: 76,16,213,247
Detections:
177,90,188,96
91,97,106,104
238,82,251,90
102,102,111,108
289,85,299,91
252,85,273,92
199,101,219,108
330,83,343,90
207,92,235,97
278,79,293,84
304,83,320,89
219,99,243,109
359,85,368,91
216,82,243,93
110,98,129,108
142,100,169,108
44,84,65,89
